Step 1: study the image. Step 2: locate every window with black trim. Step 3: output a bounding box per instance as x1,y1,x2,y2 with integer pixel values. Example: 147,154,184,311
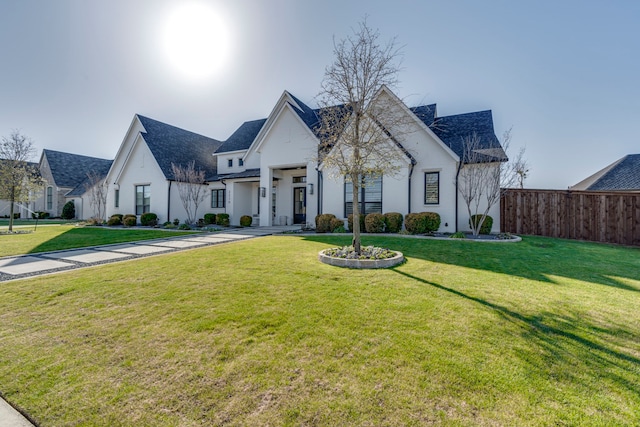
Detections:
227,159,233,167
424,172,439,204
238,158,244,167
46,186,53,210
211,189,225,208
344,175,382,216
115,189,120,208
135,185,150,215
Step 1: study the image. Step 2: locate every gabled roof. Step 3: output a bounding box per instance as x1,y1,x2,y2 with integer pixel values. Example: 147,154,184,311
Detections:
215,119,266,154
66,159,114,197
572,154,640,191
426,110,505,163
137,115,222,180
42,149,112,189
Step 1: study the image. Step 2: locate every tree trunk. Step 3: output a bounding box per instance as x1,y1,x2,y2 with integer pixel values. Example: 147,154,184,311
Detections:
351,174,361,254
8,186,15,232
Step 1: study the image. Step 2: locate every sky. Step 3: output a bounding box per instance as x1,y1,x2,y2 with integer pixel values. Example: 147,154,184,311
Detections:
1,0,639,189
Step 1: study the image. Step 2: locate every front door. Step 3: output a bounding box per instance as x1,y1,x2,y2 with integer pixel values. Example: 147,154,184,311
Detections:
293,187,306,224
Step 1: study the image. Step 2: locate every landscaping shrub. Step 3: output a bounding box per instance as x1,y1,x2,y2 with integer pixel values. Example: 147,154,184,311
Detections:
365,213,385,233
347,214,365,233
204,213,216,225
107,214,123,226
178,223,191,230
123,214,137,227
423,212,441,233
216,213,230,227
384,212,403,233
140,212,158,227
404,213,425,234
470,214,493,234
240,215,252,227
315,214,337,233
173,218,180,226
61,200,75,220
330,218,345,233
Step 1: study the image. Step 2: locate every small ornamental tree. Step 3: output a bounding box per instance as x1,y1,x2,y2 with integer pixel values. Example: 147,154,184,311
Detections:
62,200,76,219
171,161,208,225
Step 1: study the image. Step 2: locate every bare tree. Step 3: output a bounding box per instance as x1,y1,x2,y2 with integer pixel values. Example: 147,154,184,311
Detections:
458,129,527,235
85,170,108,222
0,131,42,232
317,20,407,254
171,161,207,224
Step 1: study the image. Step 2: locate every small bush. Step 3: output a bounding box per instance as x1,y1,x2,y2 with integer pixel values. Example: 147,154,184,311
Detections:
347,214,365,233
315,214,337,233
470,215,493,234
173,218,180,226
330,218,345,233
204,213,216,225
240,215,252,227
216,213,230,227
107,214,123,226
450,231,466,239
404,213,425,234
123,214,137,227
383,212,403,233
163,222,176,229
423,212,441,233
140,212,158,226
61,200,75,220
86,217,104,226
178,223,191,230
365,213,385,233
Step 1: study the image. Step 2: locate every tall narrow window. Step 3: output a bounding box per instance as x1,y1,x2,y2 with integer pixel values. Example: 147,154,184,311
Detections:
424,172,439,204
135,185,150,215
46,186,53,210
344,175,382,216
227,159,233,168
114,189,120,208
238,158,244,167
211,189,225,208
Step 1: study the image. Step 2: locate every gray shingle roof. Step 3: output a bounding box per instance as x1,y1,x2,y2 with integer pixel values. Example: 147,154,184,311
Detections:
137,115,222,180
42,149,112,189
215,119,266,154
587,154,640,191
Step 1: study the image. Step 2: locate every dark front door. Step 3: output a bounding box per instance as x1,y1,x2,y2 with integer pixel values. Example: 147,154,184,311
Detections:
293,187,306,224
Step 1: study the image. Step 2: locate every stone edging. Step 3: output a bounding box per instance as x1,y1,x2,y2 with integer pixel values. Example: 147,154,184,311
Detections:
318,249,404,269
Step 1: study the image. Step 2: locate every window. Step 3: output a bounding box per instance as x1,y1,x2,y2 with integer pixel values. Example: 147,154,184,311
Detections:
46,186,53,210
238,158,244,167
227,158,233,168
114,189,120,208
424,172,439,204
344,175,382,216
211,189,225,208
135,185,150,215
293,176,307,184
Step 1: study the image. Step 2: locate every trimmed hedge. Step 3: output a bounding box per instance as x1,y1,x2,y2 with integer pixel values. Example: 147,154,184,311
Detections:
384,212,403,233
62,200,75,220
240,215,252,227
404,212,441,234
347,214,365,233
123,214,137,227
204,213,216,225
315,214,337,233
140,212,158,226
365,213,385,233
107,214,123,226
470,214,493,234
216,213,230,227
330,218,345,233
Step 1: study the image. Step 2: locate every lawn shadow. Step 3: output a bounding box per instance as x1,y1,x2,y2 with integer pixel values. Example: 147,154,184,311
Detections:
301,234,640,293
392,268,640,398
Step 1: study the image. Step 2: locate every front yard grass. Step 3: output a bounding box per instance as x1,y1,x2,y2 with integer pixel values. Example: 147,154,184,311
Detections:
0,225,197,257
0,235,638,425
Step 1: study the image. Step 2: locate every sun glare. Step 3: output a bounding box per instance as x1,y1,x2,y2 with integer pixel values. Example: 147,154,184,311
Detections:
162,2,230,82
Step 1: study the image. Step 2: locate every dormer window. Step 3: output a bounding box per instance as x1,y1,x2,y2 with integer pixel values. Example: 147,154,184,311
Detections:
228,159,233,167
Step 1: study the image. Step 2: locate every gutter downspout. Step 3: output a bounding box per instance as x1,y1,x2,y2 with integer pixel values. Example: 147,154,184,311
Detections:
220,178,227,214
455,161,463,233
317,168,323,215
407,162,415,214
167,180,172,222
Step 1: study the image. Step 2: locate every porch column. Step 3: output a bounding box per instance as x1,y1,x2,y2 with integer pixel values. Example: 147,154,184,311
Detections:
259,167,272,226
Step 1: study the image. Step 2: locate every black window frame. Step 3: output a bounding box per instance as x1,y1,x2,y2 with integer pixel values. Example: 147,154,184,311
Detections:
46,186,53,210
424,171,440,205
114,189,120,208
344,175,383,217
135,185,151,215
227,158,233,168
211,189,225,208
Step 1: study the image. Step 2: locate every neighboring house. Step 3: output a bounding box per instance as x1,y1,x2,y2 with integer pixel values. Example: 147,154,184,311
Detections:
105,115,222,223
38,149,113,218
214,86,506,231
570,154,640,192
0,160,41,219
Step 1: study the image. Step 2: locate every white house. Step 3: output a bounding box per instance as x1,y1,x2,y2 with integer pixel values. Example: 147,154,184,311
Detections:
106,87,506,232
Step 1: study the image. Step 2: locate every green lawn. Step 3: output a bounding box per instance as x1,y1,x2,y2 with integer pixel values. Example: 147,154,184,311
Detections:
0,225,197,257
0,235,639,426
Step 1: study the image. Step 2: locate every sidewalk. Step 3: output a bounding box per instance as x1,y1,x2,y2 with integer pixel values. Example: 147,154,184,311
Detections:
0,226,300,425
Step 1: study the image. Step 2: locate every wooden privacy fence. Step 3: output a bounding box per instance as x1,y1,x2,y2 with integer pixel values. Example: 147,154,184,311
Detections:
500,189,640,246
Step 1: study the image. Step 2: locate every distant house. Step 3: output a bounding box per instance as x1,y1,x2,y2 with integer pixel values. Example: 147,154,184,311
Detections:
570,154,640,192
38,149,113,218
104,115,222,223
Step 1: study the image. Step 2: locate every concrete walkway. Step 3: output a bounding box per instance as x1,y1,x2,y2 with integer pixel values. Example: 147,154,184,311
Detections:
0,226,300,426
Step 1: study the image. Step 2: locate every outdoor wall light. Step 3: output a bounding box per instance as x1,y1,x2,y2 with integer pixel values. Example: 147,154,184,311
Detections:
307,183,314,195
260,187,266,197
